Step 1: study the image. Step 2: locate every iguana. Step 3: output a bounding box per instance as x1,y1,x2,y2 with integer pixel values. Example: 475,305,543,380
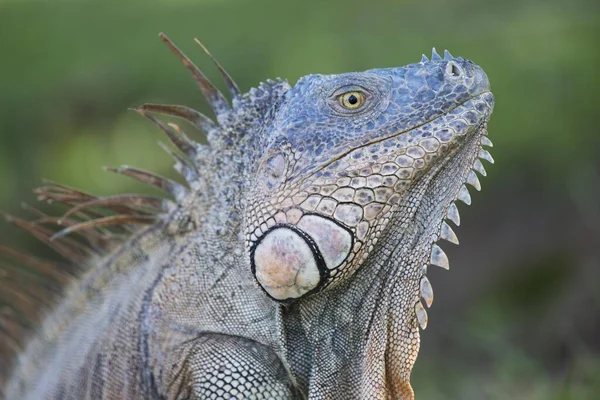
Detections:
0,33,495,399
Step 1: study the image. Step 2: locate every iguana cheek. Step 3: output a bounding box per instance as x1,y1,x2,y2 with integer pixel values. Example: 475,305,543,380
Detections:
252,227,321,301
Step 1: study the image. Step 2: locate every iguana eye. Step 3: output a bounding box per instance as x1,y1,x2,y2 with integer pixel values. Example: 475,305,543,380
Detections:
338,91,366,109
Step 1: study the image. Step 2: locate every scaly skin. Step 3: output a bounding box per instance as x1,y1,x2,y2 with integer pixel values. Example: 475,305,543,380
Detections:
2,35,494,399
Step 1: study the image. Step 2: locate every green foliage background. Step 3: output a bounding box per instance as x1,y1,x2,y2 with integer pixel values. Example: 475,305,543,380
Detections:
0,0,599,398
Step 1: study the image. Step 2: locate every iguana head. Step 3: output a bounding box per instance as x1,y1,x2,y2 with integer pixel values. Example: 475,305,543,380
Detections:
246,50,494,302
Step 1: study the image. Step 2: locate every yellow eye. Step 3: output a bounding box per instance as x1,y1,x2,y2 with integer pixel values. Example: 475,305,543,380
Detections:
338,91,366,109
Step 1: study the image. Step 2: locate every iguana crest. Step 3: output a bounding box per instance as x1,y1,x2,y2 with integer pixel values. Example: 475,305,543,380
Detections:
1,34,494,399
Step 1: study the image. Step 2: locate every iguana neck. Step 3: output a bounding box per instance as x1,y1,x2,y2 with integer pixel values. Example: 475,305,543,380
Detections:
280,126,483,397
279,171,436,395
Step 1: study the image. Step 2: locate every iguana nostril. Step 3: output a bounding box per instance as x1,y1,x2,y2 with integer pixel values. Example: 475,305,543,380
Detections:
446,61,461,77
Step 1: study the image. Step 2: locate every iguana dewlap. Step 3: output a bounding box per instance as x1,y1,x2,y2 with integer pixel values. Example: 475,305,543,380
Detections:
0,34,494,399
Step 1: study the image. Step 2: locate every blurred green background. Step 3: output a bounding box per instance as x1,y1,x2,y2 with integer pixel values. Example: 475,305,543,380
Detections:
1,0,599,398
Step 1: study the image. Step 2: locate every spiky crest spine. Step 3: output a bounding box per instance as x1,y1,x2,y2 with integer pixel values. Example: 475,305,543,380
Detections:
0,33,290,387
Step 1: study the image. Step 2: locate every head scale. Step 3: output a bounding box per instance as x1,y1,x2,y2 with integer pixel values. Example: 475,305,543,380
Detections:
245,52,494,302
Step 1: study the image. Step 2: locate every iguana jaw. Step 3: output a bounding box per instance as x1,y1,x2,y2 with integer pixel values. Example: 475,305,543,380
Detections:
342,90,495,277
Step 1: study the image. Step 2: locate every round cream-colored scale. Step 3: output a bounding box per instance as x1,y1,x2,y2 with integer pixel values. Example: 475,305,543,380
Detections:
252,214,353,301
